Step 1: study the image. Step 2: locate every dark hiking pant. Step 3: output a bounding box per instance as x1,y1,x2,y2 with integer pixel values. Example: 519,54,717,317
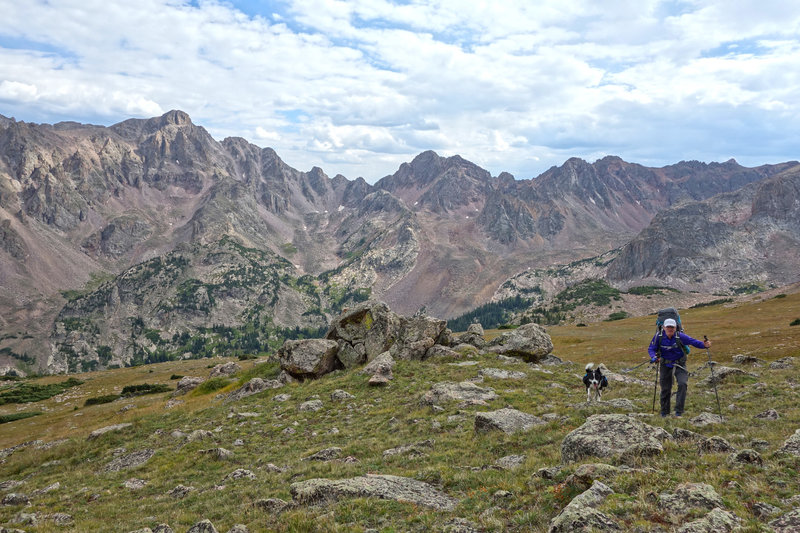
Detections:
660,357,688,416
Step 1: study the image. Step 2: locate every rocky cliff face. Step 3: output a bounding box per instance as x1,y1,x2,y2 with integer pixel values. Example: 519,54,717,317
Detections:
1,110,798,373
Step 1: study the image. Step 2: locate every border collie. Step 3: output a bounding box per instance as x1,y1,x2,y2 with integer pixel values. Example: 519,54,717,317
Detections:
583,363,608,402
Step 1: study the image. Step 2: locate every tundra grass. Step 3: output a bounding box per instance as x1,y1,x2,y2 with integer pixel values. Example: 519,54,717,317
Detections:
0,292,798,531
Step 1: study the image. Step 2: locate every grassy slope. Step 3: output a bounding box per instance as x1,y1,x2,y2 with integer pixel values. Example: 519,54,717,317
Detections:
0,292,798,532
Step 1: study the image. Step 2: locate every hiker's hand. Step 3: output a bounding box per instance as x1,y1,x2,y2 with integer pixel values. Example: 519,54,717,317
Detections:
703,340,711,348
650,356,659,364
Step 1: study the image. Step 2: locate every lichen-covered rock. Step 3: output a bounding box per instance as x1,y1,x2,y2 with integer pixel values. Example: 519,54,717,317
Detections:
754,408,780,420
495,454,526,470
548,480,620,532
561,414,670,463
690,412,724,427
702,366,755,386
361,351,395,376
659,483,724,516
486,322,553,362
278,338,340,379
676,507,740,533
778,428,800,456
382,440,434,458
770,509,800,532
479,368,527,380
330,389,355,401
290,474,458,510
187,519,218,533
474,408,544,434
303,447,342,462
726,449,762,467
226,378,283,401
208,361,241,378
103,449,155,472
672,427,705,442
697,436,735,455
298,399,323,412
255,498,289,514
421,381,497,405
173,376,205,396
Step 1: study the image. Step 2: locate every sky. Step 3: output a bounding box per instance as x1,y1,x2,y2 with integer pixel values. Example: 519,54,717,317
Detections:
1,0,799,183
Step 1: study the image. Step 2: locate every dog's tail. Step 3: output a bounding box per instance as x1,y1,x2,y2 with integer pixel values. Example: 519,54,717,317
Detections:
585,363,594,371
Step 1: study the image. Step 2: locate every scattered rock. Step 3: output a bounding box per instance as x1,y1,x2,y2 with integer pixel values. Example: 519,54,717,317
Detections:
536,466,561,479
690,413,724,427
200,448,233,461
303,447,342,462
383,440,434,458
495,454,526,470
1,493,30,506
88,423,133,440
226,525,249,533
548,480,620,532
104,449,156,472
479,368,527,380
564,464,622,489
485,323,554,362
123,479,147,490
770,509,800,532
152,524,173,533
273,394,291,402
223,469,256,481
167,485,195,499
330,389,355,401
187,519,218,533
561,414,670,463
208,362,241,378
278,338,341,379
165,399,184,409
676,507,740,533
732,354,764,365
0,480,23,491
298,399,323,412
186,429,215,443
174,376,205,396
474,408,544,434
778,428,800,456
290,474,458,511
672,427,705,442
754,408,780,420
727,449,762,466
769,357,795,370
425,345,463,359
421,381,497,405
227,378,282,401
751,501,781,518
702,366,755,386
254,498,289,514
368,374,391,386
659,483,724,516
698,436,736,455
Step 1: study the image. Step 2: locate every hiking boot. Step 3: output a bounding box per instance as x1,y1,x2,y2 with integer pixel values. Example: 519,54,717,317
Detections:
674,412,682,417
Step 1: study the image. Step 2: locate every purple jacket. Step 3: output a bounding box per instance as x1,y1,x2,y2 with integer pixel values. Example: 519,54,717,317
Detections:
649,331,706,364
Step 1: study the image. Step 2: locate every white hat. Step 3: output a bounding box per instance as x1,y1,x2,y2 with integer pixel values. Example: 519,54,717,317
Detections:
663,318,677,328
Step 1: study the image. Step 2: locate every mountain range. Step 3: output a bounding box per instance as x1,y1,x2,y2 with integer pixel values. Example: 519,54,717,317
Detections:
1,110,798,374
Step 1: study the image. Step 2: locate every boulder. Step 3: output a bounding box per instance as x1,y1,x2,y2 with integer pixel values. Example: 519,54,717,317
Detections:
778,428,800,456
697,436,735,455
362,352,395,376
754,408,780,420
290,474,458,511
561,414,670,463
187,520,218,533
325,300,447,362
173,376,205,396
726,449,762,467
485,323,553,362
421,381,497,406
255,498,289,514
278,338,340,379
769,356,795,369
226,378,282,402
770,509,800,533
208,362,241,378
303,447,342,462
368,374,391,386
548,480,620,532
330,389,355,401
298,399,323,412
690,413,724,427
676,507,740,533
495,454,526,470
659,483,724,516
425,345,463,359
474,408,544,434
702,366,755,386
167,485,195,499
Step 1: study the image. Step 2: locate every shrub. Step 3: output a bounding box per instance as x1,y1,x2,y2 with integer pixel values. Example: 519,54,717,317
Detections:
84,394,122,406
192,377,231,395
690,298,733,309
120,383,171,396
790,318,800,327
576,323,587,327
0,411,42,424
606,311,630,321
0,378,84,405
169,374,184,380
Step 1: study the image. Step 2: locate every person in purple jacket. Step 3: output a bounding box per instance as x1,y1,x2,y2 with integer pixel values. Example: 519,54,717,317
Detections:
648,318,711,417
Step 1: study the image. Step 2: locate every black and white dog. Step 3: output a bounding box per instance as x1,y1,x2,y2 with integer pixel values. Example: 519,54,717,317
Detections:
582,363,608,402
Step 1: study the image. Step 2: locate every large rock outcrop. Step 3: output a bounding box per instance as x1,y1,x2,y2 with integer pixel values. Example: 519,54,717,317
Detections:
485,322,553,362
561,414,671,463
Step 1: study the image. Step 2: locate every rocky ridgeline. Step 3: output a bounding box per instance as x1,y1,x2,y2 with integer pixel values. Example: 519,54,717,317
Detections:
2,300,800,532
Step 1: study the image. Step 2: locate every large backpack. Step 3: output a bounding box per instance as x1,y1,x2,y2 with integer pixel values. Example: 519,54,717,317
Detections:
655,307,689,356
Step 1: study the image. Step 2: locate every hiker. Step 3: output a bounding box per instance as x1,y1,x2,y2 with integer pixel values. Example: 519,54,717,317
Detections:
648,318,710,417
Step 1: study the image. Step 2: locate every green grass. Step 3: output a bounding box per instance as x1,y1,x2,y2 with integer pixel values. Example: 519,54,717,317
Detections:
0,291,799,531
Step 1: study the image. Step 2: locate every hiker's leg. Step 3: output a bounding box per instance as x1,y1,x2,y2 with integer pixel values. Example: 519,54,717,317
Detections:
659,362,673,416
674,360,689,416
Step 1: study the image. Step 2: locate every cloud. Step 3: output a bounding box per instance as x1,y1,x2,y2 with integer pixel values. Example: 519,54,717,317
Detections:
1,0,799,181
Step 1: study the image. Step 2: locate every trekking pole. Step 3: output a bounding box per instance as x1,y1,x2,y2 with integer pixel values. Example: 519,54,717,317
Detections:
704,336,722,418
622,359,650,373
651,359,659,413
